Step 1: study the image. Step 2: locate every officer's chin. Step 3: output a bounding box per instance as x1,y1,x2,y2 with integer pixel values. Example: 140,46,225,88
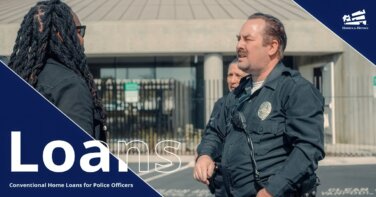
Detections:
229,87,236,92
238,64,249,73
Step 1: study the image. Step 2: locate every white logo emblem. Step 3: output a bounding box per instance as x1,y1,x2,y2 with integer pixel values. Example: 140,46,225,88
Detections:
342,9,368,30
343,9,366,25
258,101,272,121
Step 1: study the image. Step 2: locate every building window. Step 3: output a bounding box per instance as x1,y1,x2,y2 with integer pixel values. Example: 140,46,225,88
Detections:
90,56,197,82
313,67,323,93
128,67,154,79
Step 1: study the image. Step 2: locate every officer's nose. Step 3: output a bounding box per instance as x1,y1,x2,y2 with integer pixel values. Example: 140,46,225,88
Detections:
236,42,241,52
230,76,237,84
236,38,245,52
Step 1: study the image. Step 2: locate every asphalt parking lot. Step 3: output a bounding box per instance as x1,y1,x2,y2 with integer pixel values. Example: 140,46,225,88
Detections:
126,157,376,197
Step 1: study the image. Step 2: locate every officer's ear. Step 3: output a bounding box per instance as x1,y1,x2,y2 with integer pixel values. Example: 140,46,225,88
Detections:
267,39,279,57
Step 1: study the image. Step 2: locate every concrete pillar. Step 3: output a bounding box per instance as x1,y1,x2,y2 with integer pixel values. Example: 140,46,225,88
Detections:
204,54,223,123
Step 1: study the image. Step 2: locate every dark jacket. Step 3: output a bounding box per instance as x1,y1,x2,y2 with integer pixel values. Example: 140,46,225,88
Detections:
200,97,225,160
201,97,227,197
35,58,94,137
198,62,325,197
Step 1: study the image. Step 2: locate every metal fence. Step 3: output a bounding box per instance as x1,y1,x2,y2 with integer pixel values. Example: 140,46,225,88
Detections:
95,78,376,156
324,75,376,156
95,78,205,155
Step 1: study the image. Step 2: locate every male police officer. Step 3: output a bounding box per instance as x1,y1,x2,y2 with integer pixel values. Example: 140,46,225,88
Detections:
194,13,324,197
200,59,247,196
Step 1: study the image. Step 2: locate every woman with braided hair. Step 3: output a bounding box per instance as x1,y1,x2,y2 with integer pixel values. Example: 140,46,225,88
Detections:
8,0,107,141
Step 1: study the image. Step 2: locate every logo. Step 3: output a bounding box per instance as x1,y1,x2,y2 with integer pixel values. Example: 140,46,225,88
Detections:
342,9,369,30
258,101,272,121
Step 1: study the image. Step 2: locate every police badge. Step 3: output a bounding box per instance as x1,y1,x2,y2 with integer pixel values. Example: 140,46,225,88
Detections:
258,101,272,120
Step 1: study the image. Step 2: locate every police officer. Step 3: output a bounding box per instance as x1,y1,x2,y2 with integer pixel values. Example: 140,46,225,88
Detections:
194,13,325,197
199,59,247,196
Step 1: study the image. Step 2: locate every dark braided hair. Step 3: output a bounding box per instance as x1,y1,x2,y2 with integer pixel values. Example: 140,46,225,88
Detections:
8,0,107,131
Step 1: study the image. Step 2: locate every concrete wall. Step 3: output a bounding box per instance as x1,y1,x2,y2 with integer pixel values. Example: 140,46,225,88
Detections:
335,45,376,145
0,20,343,57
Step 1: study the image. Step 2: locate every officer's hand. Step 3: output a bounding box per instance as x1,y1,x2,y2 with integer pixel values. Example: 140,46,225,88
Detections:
193,155,215,185
256,188,273,197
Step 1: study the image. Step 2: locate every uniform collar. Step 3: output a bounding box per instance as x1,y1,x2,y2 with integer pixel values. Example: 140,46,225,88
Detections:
233,62,294,96
262,61,293,90
233,74,252,96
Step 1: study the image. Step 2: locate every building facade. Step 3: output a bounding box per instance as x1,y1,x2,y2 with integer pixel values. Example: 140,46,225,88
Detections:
0,0,375,147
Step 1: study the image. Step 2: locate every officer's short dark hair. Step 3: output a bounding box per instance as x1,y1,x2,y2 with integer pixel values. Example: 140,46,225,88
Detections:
248,13,287,59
